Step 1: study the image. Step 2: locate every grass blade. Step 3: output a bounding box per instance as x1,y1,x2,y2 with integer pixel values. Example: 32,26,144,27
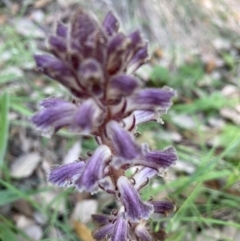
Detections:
0,92,9,167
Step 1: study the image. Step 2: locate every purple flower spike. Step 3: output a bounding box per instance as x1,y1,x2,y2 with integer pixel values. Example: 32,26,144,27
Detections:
31,101,77,136
108,74,140,98
135,222,153,241
102,11,119,36
117,176,154,221
151,200,176,215
34,55,84,97
93,223,114,240
106,121,142,163
127,88,175,113
48,161,85,188
72,99,103,134
133,167,158,190
111,213,128,241
76,145,112,193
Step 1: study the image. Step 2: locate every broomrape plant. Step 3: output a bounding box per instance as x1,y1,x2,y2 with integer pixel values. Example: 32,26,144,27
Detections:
31,8,178,241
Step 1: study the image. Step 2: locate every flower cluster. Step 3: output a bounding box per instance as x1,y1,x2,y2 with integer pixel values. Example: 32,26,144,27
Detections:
32,8,178,241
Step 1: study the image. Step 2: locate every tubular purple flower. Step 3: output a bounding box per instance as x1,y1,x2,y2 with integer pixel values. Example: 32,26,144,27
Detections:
92,214,114,226
76,145,112,193
111,212,128,241
70,8,100,46
107,33,131,75
48,35,67,58
78,59,104,95
34,55,84,97
127,88,175,113
113,146,177,171
71,98,103,134
143,146,178,170
55,21,68,37
31,101,77,135
102,11,119,36
127,43,148,74
93,223,114,240
48,161,85,188
151,200,176,215
106,121,142,162
108,74,140,98
117,176,154,221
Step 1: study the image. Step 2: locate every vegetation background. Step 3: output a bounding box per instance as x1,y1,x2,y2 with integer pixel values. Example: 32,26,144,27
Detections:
0,0,240,240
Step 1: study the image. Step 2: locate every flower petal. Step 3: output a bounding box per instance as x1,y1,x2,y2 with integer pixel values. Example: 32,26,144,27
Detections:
34,55,85,98
31,101,77,136
92,214,114,226
108,74,140,98
107,33,131,75
134,110,157,125
70,8,100,46
102,11,119,36
127,88,175,113
76,145,112,193
48,161,85,188
72,99,103,134
133,167,158,190
48,35,67,59
55,21,68,37
151,200,176,215
111,213,128,241
78,59,104,95
143,146,178,170
122,146,177,171
106,121,142,163
127,43,148,74
93,223,114,240
117,176,154,221
40,97,68,108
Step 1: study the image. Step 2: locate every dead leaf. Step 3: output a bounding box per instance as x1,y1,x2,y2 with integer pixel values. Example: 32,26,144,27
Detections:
72,220,94,241
10,153,41,179
71,200,98,223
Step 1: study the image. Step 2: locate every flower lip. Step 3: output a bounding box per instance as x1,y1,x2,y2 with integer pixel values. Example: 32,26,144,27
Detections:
111,212,128,241
48,160,85,188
